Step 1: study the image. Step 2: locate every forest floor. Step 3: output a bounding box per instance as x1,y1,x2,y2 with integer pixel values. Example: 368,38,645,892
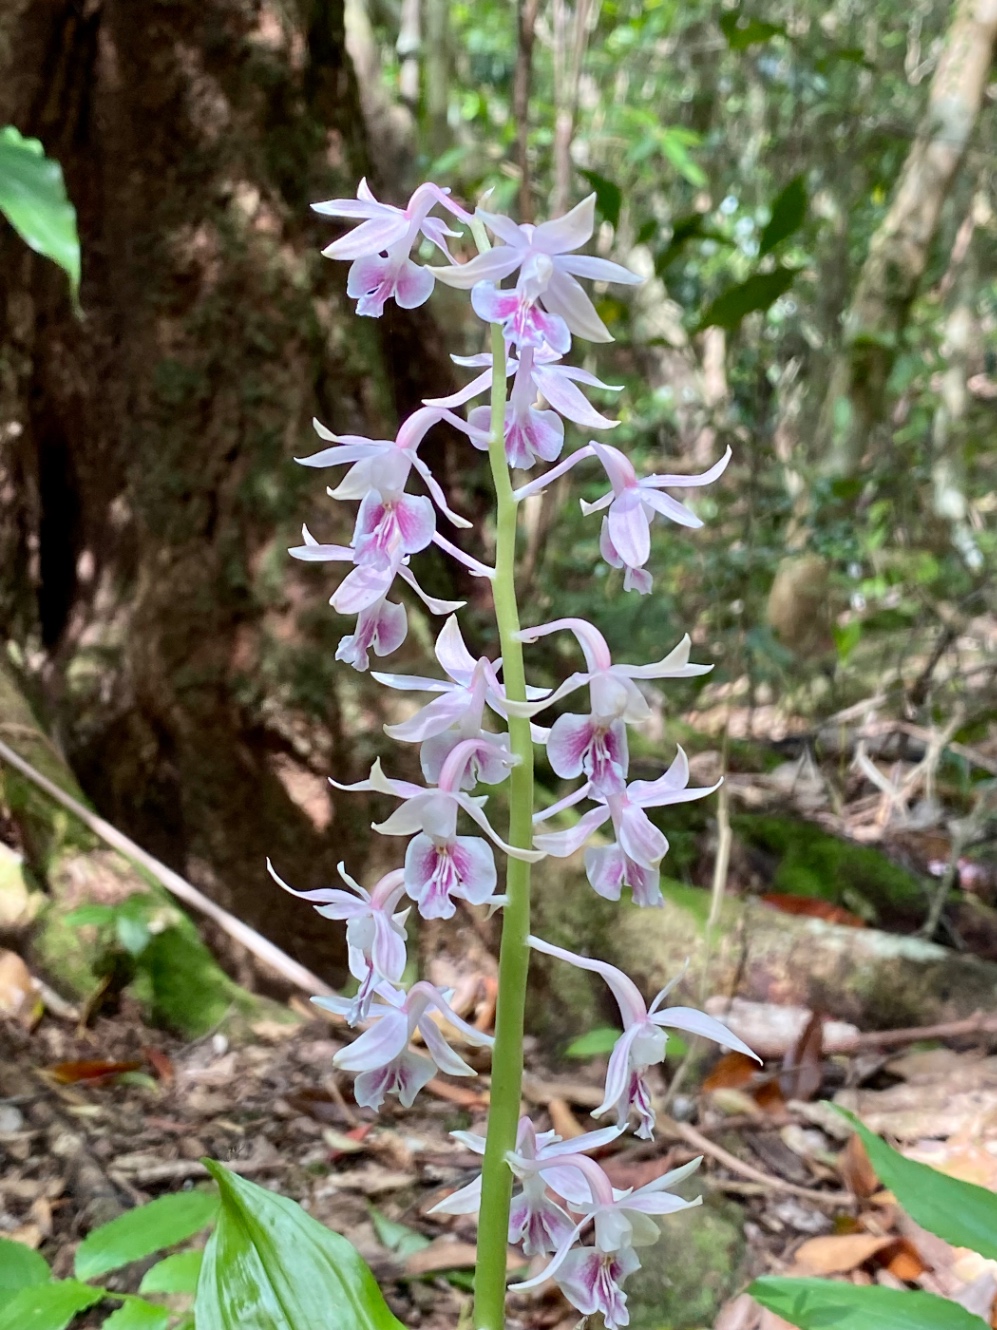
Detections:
5,981,997,1330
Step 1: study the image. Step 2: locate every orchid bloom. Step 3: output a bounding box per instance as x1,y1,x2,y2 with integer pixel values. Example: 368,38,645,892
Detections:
335,595,408,672
508,620,712,796
511,1152,704,1329
533,748,719,907
315,979,493,1111
585,443,733,594
313,180,471,317
430,195,641,345
372,616,508,785
430,1117,624,1256
268,861,408,1023
331,746,542,919
529,936,758,1138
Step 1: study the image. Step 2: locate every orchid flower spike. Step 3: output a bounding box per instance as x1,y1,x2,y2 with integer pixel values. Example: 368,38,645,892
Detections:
585,443,733,594
430,1117,624,1256
331,752,543,920
529,936,759,1138
373,616,508,785
533,747,721,906
268,860,408,1023
429,194,642,346
507,620,712,796
314,979,493,1111
314,179,471,317
510,1150,704,1329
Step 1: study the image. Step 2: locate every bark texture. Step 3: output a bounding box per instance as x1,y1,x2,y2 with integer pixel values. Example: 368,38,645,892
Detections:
815,0,997,479
0,0,468,977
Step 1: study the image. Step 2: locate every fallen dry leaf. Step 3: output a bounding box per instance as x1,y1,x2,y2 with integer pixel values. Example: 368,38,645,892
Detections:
547,1097,585,1139
47,1059,143,1084
885,1238,927,1282
404,1239,523,1278
424,1078,489,1108
838,1132,879,1199
761,894,867,928
792,1233,895,1275
703,1052,760,1092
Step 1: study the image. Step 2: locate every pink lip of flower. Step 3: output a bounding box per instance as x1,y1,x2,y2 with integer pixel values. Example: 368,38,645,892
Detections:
314,978,493,1112
528,936,759,1137
266,861,409,1023
428,194,642,343
429,1117,624,1255
531,749,721,907
295,406,473,531
313,180,472,318
335,595,408,673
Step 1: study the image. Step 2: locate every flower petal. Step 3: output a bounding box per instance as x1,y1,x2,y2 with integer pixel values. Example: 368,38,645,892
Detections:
428,247,523,289
333,1008,410,1072
542,268,612,342
533,195,596,255
607,491,651,569
651,1007,760,1061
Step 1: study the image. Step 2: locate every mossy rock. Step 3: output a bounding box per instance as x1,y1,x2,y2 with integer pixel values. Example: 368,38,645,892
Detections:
733,812,925,924
625,1194,746,1330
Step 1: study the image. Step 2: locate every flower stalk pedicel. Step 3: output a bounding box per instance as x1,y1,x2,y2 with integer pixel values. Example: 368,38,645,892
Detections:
273,179,753,1330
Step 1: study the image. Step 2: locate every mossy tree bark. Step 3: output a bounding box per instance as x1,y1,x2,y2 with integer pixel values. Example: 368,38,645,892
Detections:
0,0,472,978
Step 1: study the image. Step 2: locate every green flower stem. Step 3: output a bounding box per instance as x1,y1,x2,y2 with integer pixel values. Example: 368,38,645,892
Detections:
474,324,535,1330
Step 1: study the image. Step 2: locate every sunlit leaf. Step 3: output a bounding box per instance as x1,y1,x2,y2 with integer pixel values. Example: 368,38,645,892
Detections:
759,175,808,256
0,1279,103,1330
699,267,799,331
196,1160,407,1330
139,1250,203,1295
0,127,80,301
750,1276,989,1330
835,1108,997,1259
74,1191,218,1281
0,1238,51,1291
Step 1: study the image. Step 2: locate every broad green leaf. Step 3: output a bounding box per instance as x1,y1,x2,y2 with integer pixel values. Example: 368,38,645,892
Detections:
74,1191,218,1281
138,1250,203,1295
565,1027,621,1058
0,1237,50,1291
578,169,622,229
719,12,786,50
759,176,808,256
0,127,80,300
369,1208,431,1260
0,1279,103,1330
699,267,798,331
196,1160,407,1330
836,1107,997,1259
750,1276,990,1330
102,1299,171,1330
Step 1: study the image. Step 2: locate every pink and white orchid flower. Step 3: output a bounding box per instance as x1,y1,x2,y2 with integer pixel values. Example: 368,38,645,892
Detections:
430,1117,624,1255
510,1151,704,1329
314,180,471,317
529,936,758,1138
335,595,408,672
372,616,508,785
268,860,408,1023
532,748,720,907
429,195,641,345
331,745,543,919
315,979,493,1111
508,620,712,796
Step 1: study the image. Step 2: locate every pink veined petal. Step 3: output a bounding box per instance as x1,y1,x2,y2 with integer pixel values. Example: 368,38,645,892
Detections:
615,803,669,868
542,268,612,342
333,1008,410,1073
450,835,499,904
607,491,652,569
532,195,596,255
370,915,407,982
417,1016,476,1077
392,257,436,309
384,691,469,744
394,493,436,553
556,253,643,285
288,535,354,563
587,720,629,795
532,365,620,430
428,247,523,289
591,442,638,493
547,713,597,780
540,1124,627,1161
511,1192,577,1256
465,404,492,452
645,445,733,488
332,562,396,615
520,407,565,465
395,564,466,615
428,1174,483,1216
372,598,408,657
532,807,611,858
508,1214,592,1293
404,835,458,920
311,197,385,219
527,935,649,1029
419,215,459,259
584,844,626,901
650,1006,760,1061
470,282,523,324
626,857,664,908
354,1049,436,1111
370,671,451,693
595,1023,643,1122
376,791,458,840
528,303,573,354
639,487,703,530
624,566,653,595
321,213,411,261
475,209,530,249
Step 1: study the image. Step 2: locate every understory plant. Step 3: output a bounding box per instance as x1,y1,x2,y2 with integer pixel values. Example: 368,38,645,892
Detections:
262,178,756,1330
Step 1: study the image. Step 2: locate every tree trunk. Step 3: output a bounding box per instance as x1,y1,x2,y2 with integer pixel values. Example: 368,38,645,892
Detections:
0,0,466,979
815,0,997,479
